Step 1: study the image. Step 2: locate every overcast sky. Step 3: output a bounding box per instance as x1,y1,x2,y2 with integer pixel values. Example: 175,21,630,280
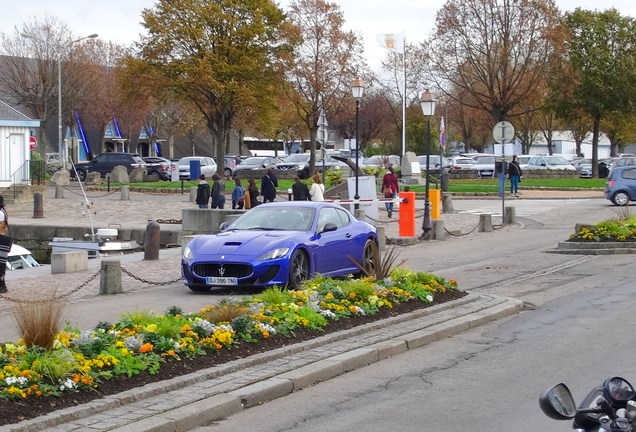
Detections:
5,0,636,67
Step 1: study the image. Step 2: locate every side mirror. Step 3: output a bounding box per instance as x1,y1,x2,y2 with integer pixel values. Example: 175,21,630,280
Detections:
539,383,576,420
219,222,229,231
321,223,337,233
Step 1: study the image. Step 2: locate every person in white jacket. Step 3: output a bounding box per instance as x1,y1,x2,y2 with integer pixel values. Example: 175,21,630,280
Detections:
309,174,325,201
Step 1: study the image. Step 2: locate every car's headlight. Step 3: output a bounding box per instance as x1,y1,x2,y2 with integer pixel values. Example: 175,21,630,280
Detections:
257,248,290,260
183,245,193,260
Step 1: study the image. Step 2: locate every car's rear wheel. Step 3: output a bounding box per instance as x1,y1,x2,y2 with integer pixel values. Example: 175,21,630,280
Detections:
75,169,87,182
612,191,630,206
288,250,309,289
360,239,378,277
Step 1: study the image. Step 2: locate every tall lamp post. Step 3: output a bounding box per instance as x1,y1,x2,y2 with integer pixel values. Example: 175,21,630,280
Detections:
420,89,436,238
21,33,98,169
351,78,364,209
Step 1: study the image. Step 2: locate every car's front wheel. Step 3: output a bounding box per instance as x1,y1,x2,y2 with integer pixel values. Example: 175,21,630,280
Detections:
612,191,630,206
288,250,309,289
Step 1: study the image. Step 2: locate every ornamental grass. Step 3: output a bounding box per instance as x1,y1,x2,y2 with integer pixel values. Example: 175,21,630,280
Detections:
0,269,457,401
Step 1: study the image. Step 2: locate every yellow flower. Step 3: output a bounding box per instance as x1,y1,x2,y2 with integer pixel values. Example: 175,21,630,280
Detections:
146,324,157,333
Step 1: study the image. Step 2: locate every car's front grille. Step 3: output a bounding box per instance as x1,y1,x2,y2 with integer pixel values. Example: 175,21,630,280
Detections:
192,263,252,278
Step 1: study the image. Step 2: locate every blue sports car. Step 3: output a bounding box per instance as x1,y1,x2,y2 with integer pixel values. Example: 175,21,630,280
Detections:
181,201,379,291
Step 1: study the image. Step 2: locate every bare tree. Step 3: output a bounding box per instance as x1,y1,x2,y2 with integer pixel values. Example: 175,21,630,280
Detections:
285,0,367,176
427,0,561,124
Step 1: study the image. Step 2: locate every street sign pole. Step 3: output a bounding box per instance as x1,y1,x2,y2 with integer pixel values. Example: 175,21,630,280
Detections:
493,121,515,223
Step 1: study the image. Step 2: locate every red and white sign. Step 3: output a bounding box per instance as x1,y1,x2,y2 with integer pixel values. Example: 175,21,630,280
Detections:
29,136,37,151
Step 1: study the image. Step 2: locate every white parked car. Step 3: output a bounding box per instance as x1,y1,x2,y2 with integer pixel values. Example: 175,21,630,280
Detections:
178,156,217,179
525,155,576,171
472,156,496,178
448,156,476,172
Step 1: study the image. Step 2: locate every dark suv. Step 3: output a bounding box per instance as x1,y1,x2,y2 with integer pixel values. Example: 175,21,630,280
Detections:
71,153,146,181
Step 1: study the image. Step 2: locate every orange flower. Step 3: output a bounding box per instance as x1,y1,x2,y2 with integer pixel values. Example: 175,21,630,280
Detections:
139,343,154,353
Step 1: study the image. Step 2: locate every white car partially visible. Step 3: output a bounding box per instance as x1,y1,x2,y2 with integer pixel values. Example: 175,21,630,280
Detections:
178,156,217,179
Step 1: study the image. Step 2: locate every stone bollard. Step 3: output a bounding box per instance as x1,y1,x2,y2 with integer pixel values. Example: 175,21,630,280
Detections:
376,225,386,251
120,185,130,201
33,192,44,218
478,214,493,232
441,192,454,214
100,259,123,295
55,185,64,199
190,187,198,203
432,219,444,240
144,221,161,260
504,206,516,224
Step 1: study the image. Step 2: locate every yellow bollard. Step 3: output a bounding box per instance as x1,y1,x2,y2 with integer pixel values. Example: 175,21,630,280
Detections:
429,189,441,220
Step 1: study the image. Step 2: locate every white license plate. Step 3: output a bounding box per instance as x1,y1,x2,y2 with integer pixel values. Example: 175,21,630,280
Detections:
205,276,238,285
481,170,493,175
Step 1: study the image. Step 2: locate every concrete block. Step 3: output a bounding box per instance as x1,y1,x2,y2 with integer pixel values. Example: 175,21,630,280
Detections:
370,339,409,360
403,329,439,350
51,251,89,274
329,348,378,372
278,359,344,391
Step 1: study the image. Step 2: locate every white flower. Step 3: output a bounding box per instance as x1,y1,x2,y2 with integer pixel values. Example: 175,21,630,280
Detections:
59,378,77,391
320,310,337,319
5,376,28,386
426,294,434,303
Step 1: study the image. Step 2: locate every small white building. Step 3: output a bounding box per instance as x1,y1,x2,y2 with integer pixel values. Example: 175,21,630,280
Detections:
485,131,611,159
0,100,40,188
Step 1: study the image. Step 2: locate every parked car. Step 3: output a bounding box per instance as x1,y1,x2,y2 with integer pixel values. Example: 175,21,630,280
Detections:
71,153,147,181
417,155,451,173
525,155,576,171
604,165,636,206
608,156,636,172
177,156,217,180
214,155,240,177
360,155,401,170
181,201,379,291
275,153,344,178
447,156,475,172
472,156,496,178
232,156,277,175
142,156,171,180
516,155,532,170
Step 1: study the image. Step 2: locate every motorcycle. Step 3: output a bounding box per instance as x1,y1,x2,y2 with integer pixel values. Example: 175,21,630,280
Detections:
540,377,636,431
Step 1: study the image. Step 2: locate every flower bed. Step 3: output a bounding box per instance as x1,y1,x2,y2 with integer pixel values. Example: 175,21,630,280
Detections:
569,215,636,242
0,269,458,405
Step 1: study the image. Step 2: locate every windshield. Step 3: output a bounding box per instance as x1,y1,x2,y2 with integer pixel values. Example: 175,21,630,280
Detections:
475,157,495,164
243,158,264,166
546,156,571,166
229,206,316,231
283,154,309,163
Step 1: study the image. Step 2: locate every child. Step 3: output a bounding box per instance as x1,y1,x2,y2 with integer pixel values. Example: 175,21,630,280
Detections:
232,178,245,209
195,174,210,209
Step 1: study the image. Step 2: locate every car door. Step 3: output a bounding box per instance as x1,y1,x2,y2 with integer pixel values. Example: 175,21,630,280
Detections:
312,207,353,275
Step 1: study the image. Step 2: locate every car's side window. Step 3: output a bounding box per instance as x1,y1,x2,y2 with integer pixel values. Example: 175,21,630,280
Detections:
335,208,351,226
622,168,636,180
317,208,342,232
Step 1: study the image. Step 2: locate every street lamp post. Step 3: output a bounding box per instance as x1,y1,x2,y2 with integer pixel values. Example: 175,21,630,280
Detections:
420,89,436,238
21,33,98,169
351,79,364,209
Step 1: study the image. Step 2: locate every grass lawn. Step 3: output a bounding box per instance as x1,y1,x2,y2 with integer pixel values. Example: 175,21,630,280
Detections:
114,176,606,195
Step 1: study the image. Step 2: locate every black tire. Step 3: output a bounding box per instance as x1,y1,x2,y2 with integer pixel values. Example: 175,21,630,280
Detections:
360,239,378,277
224,168,232,177
287,250,309,290
612,191,629,206
76,169,87,182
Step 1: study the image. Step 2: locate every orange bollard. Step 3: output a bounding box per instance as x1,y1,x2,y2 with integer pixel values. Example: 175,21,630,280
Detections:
398,191,416,237
429,189,441,220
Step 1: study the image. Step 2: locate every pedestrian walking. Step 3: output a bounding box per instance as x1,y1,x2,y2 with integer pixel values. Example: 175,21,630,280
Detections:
509,155,522,197
195,174,210,208
261,168,278,203
291,176,310,201
0,195,10,293
210,174,226,209
381,166,399,218
231,178,245,209
245,178,260,209
309,174,325,201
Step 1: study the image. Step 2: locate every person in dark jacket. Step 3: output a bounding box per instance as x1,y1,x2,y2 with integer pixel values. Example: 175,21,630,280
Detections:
508,155,523,197
245,178,260,209
195,174,210,208
291,176,310,201
260,168,278,203
210,174,226,209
